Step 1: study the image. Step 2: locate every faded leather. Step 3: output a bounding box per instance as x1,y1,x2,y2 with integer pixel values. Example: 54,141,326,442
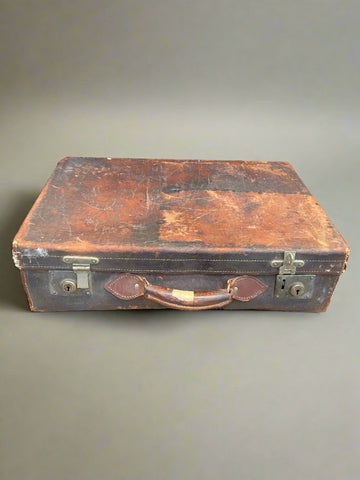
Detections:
105,274,268,310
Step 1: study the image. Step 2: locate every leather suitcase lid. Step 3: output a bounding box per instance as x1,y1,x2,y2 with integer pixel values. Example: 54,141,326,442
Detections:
13,157,349,273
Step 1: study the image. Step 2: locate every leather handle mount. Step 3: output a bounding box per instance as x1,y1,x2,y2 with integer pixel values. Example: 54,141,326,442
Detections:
105,274,268,311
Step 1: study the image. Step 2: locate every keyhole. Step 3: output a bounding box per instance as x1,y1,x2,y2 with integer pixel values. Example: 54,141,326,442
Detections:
289,282,305,297
61,279,77,293
281,279,286,290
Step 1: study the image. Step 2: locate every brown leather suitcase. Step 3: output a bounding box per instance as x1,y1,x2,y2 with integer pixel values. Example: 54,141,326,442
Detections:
12,157,349,312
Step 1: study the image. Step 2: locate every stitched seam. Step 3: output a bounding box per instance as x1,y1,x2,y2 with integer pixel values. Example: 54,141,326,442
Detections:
21,266,342,274
18,255,343,263
236,288,265,301
105,284,141,300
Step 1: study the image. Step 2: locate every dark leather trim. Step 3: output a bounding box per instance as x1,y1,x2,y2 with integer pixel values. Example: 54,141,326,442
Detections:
17,250,346,275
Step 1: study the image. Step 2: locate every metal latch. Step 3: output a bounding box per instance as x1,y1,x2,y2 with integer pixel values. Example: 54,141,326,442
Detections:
63,256,99,289
270,251,304,275
271,251,314,299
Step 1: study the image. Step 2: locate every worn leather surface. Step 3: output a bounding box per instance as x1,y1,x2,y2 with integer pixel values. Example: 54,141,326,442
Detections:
14,158,349,255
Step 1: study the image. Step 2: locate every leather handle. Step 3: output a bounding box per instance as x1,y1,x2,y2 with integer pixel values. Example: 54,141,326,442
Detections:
145,284,232,310
105,274,268,310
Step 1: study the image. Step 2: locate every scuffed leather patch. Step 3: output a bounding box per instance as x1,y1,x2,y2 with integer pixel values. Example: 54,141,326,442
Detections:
230,275,268,302
105,274,145,300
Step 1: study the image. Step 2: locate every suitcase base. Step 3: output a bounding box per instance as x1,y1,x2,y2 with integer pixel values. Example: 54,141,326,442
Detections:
21,270,340,313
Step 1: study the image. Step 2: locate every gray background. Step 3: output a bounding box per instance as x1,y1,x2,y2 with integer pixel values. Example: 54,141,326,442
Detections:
1,1,359,479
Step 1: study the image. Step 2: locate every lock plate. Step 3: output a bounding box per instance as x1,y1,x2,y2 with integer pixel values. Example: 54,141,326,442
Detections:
49,270,92,296
275,275,315,299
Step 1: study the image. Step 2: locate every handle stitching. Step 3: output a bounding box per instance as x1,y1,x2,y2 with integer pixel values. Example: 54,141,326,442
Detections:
234,287,267,301
105,274,144,300
105,283,142,300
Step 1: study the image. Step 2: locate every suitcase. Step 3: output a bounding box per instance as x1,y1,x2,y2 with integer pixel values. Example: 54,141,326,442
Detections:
12,157,349,312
